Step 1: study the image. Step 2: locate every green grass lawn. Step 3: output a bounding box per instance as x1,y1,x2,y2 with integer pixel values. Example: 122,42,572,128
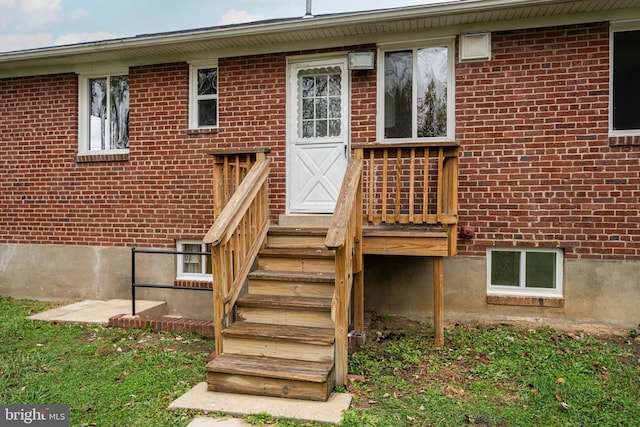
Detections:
2,297,639,426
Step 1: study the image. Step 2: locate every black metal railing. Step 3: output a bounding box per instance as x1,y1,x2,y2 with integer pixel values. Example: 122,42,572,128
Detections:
131,248,212,315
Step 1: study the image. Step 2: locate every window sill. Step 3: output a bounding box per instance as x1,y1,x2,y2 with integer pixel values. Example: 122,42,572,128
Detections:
609,135,640,147
76,153,129,163
187,127,219,136
487,294,564,308
174,279,212,289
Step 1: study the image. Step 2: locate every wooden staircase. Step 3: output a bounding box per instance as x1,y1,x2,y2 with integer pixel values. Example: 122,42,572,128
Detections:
206,226,338,401
204,144,458,403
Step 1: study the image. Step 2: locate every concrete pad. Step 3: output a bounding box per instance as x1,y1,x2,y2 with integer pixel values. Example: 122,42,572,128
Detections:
28,299,166,325
187,417,252,427
171,382,351,425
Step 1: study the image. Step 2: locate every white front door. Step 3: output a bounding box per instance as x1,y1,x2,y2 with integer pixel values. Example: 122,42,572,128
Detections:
287,57,349,214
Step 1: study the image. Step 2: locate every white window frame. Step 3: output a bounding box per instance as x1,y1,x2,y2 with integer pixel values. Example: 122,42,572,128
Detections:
188,60,219,129
377,37,456,142
78,69,130,154
487,247,563,297
176,240,212,281
610,21,640,137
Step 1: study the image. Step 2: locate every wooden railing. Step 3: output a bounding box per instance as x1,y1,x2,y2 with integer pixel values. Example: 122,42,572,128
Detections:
354,142,459,227
209,148,270,219
204,150,270,355
325,156,364,386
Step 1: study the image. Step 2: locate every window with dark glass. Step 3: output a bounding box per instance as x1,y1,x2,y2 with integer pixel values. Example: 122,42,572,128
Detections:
196,67,218,127
488,248,562,295
383,46,449,139
612,30,640,131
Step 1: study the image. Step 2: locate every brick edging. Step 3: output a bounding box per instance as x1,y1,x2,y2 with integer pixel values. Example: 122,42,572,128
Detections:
108,313,214,336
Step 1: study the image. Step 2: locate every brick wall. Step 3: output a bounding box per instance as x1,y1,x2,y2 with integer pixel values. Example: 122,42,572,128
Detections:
0,65,216,247
1,26,637,259
0,46,376,248
456,22,640,260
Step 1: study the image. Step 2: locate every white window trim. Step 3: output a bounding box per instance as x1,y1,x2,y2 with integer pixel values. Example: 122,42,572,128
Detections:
77,69,130,154
609,21,640,137
188,60,219,130
376,37,456,142
487,247,563,298
176,240,212,281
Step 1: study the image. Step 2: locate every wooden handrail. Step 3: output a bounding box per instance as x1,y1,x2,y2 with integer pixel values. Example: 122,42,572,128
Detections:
325,157,363,249
204,156,270,356
325,156,364,386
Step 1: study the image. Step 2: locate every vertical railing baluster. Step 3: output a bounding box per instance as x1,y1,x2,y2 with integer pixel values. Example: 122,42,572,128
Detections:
409,148,416,223
423,147,430,224
395,148,401,223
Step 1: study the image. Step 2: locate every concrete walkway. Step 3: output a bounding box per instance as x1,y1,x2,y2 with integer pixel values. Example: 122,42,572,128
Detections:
28,299,166,325
171,382,351,425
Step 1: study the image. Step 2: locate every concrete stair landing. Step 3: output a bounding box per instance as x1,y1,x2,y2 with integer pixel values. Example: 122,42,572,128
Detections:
28,299,165,325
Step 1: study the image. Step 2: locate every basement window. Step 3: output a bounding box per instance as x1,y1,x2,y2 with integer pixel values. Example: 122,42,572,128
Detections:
189,61,218,129
487,247,563,297
177,240,212,281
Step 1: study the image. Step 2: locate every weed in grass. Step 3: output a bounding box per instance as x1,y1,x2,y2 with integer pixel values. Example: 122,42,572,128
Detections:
245,412,274,426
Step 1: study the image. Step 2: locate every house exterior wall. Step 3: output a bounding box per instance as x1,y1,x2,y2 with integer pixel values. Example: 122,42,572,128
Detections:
0,22,638,328
364,22,640,330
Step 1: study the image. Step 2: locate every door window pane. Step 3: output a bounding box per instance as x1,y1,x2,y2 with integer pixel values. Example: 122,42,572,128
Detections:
298,67,342,138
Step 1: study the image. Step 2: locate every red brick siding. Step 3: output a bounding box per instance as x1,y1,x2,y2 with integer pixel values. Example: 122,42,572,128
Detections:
456,23,640,260
0,65,216,247
2,27,637,260
0,47,377,247
217,54,288,219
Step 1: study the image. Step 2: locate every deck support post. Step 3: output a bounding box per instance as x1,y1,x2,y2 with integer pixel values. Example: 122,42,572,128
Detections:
433,256,444,347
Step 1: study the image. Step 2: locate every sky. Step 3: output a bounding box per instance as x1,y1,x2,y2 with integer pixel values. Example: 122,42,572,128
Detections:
0,0,457,53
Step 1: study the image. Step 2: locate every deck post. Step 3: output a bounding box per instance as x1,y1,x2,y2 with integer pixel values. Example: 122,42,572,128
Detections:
433,256,444,347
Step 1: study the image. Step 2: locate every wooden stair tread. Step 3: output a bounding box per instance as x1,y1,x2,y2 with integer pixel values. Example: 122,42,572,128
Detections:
207,353,333,383
259,247,335,258
248,269,335,283
223,322,334,345
237,294,332,311
268,226,328,236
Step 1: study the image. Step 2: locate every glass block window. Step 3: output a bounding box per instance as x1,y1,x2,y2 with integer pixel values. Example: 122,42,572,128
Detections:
487,247,563,296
